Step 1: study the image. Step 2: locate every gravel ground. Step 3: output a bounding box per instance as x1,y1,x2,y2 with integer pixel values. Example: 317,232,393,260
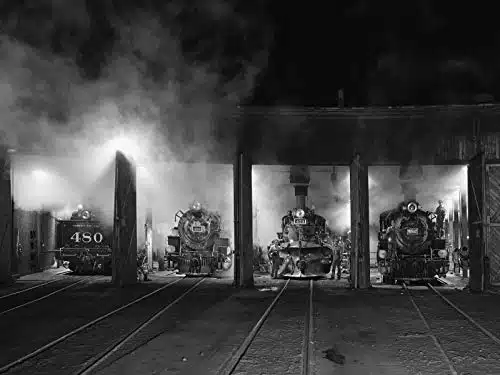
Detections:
95,278,286,375
4,274,500,375
2,277,210,375
0,276,182,372
0,275,88,313
408,288,500,374
230,280,309,375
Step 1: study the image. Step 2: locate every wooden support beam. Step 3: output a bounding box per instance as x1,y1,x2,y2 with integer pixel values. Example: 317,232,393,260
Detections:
350,154,370,289
468,152,486,292
460,186,468,250
112,151,138,287
0,148,13,284
233,152,254,288
145,207,153,270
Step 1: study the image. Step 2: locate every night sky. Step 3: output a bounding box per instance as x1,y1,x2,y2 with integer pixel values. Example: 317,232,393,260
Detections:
2,0,500,107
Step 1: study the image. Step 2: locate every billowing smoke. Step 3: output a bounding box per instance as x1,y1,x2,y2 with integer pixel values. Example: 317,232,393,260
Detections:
253,163,467,266
252,166,351,248
368,165,467,263
1,1,273,251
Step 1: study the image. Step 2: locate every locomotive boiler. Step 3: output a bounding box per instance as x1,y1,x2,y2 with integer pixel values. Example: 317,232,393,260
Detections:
165,202,232,276
268,206,336,278
377,200,449,284
55,205,112,274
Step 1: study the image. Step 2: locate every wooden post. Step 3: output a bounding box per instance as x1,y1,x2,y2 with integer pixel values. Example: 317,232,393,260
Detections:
145,207,153,270
0,147,13,284
460,186,468,250
233,155,240,286
234,151,254,288
350,154,370,288
467,152,486,292
112,151,138,287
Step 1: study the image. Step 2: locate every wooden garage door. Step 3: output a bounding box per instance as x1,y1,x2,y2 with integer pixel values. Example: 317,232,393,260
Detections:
487,164,500,285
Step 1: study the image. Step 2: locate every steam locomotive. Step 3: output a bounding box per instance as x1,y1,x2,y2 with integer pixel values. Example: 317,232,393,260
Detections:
377,200,449,284
55,205,112,274
268,206,336,278
165,202,232,276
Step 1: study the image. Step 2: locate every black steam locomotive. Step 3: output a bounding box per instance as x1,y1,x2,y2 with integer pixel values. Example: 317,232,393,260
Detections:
165,202,232,276
268,207,336,278
55,205,112,274
377,200,449,284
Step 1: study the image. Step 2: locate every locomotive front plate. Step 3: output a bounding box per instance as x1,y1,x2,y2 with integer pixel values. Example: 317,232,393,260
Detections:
294,218,307,225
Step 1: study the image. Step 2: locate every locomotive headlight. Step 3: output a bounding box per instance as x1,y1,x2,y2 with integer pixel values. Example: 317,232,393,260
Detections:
295,209,305,218
407,202,418,213
227,246,232,255
438,249,448,258
378,250,387,259
191,201,202,211
81,210,90,220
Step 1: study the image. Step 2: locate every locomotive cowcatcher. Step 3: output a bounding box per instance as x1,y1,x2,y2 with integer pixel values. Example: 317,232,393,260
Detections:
165,202,232,276
377,200,449,284
55,205,112,274
268,206,336,279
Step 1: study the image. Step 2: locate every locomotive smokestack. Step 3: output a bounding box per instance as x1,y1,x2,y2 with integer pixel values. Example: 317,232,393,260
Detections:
295,185,308,209
290,165,310,209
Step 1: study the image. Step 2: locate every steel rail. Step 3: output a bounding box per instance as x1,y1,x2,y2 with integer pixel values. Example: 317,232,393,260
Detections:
217,279,291,375
402,283,458,375
75,277,206,375
0,276,94,317
301,279,314,375
427,283,500,346
0,277,184,374
0,272,71,300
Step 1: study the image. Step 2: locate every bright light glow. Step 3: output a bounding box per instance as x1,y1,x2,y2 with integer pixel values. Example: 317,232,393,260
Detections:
378,249,387,259
105,136,142,160
295,209,305,218
32,169,49,180
445,199,452,212
407,202,417,213
191,201,202,210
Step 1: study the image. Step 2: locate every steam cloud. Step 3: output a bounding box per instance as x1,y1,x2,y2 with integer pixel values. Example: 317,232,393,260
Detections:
254,164,467,265
1,1,273,256
252,166,351,249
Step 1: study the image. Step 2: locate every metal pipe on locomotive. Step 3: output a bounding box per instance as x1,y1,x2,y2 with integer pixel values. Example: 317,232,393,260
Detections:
54,204,112,274
377,200,449,284
165,202,232,276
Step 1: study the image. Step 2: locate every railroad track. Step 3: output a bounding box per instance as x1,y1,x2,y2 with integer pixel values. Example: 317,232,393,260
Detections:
216,279,315,375
0,276,210,375
403,282,500,375
0,275,95,317
0,271,71,300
